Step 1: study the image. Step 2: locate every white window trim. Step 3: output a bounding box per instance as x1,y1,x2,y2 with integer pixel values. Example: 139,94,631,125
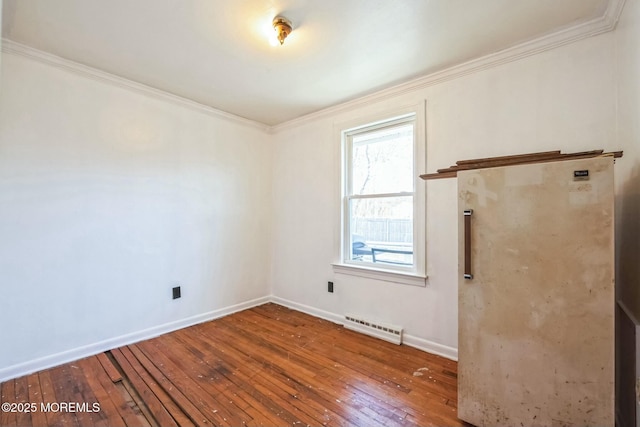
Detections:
333,102,427,287
332,263,427,287
343,115,416,272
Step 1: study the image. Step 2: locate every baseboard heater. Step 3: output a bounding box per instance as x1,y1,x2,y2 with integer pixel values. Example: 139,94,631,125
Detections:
344,314,403,345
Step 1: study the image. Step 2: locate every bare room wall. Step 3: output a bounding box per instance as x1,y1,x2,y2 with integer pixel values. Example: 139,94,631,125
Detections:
614,0,640,425
0,51,273,380
269,30,619,358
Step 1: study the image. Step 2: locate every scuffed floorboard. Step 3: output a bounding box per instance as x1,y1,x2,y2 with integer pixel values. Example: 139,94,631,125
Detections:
0,303,468,427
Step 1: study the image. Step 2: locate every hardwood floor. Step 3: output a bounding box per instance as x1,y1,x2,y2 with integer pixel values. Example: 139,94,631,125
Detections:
0,303,467,426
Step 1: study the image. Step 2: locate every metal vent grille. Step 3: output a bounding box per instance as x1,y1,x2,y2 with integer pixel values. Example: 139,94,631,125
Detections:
344,314,403,345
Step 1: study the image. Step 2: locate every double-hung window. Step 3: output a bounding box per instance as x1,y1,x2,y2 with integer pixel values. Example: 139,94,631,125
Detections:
340,111,425,282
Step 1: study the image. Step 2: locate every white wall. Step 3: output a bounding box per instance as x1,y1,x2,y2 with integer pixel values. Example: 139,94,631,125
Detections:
0,1,3,87
0,52,273,378
614,1,640,425
616,0,640,317
270,31,619,357
1,1,637,384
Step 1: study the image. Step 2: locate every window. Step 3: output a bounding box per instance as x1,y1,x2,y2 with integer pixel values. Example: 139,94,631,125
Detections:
339,111,425,282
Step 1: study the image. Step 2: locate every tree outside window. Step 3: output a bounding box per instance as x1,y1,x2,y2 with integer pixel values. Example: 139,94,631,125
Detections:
344,116,415,267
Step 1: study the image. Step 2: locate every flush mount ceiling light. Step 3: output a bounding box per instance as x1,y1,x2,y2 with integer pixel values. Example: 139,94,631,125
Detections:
272,16,292,45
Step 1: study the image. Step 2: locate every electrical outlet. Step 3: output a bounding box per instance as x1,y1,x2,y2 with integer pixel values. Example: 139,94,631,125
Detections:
328,281,334,293
172,286,181,299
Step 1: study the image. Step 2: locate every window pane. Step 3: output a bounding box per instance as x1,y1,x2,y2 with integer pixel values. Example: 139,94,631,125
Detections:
349,196,413,266
351,124,413,195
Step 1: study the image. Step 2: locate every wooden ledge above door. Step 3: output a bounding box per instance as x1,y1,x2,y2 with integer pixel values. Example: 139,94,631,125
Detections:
420,149,624,180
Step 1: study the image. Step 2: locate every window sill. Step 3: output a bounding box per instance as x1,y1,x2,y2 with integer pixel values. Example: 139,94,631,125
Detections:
332,263,427,287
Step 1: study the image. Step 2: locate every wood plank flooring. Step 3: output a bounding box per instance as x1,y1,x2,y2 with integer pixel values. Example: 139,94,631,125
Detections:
0,303,467,426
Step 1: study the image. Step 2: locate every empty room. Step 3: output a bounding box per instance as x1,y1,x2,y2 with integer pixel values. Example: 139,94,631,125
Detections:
1,1,639,426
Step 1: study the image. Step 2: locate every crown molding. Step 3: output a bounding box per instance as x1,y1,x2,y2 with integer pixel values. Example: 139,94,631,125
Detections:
271,0,626,134
603,0,627,27
0,38,270,132
1,0,626,135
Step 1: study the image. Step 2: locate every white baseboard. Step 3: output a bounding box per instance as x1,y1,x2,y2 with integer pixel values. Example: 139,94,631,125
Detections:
0,294,457,382
0,295,270,383
403,334,458,361
270,296,345,325
270,296,458,361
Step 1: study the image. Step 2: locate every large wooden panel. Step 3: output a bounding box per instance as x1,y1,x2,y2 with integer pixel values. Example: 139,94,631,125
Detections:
458,157,615,426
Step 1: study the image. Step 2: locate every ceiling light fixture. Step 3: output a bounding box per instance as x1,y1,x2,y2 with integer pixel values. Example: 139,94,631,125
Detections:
272,16,292,45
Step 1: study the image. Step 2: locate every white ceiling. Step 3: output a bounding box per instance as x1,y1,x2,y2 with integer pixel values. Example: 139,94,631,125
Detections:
2,0,611,126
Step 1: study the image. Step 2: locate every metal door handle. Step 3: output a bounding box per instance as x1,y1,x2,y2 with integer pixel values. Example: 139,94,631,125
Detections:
464,209,473,280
